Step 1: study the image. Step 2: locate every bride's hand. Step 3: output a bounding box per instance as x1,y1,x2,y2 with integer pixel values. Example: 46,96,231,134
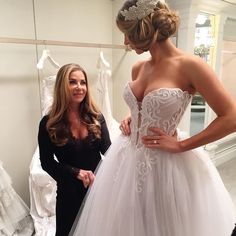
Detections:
119,115,131,136
142,127,183,153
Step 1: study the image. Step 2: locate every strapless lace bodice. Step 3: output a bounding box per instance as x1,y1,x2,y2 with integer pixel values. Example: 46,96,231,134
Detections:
123,83,192,147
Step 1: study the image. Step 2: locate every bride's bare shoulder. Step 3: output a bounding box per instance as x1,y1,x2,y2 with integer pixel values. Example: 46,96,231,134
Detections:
131,60,147,81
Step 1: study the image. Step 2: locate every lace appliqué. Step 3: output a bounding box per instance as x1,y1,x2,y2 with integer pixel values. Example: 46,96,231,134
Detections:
136,148,159,193
123,85,192,193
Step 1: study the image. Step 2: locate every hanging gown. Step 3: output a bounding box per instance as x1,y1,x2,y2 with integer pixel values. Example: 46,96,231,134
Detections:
29,147,56,236
0,161,34,236
29,75,57,236
41,75,56,116
71,83,236,236
96,55,120,142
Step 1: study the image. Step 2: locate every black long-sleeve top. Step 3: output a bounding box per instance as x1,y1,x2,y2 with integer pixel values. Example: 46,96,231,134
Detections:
38,114,111,184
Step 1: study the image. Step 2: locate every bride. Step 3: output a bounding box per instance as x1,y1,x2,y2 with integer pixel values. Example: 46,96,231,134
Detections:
71,1,236,235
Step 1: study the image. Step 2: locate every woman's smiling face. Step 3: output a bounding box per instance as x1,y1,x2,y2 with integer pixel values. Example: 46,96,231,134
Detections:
68,70,87,106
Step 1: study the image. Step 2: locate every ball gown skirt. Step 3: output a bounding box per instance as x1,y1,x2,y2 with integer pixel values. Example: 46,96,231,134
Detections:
70,85,236,236
70,133,235,236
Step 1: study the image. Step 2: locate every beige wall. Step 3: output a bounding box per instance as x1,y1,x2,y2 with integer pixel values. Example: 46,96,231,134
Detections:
0,0,40,205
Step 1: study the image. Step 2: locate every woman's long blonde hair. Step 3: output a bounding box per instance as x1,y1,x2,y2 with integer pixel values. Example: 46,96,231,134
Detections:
46,63,101,146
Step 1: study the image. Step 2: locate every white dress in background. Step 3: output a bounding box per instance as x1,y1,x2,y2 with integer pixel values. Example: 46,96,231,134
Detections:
41,75,56,116
71,84,236,236
0,161,34,236
29,50,59,236
96,52,120,142
29,74,57,236
29,147,56,236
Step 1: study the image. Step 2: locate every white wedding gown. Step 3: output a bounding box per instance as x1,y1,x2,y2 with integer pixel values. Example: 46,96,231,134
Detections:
0,161,34,236
71,83,236,236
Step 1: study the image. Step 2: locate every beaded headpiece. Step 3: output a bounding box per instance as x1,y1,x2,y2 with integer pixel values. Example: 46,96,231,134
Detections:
120,0,164,21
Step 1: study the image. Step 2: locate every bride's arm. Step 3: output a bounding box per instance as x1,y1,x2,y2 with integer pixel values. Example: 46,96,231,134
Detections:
181,56,236,151
143,56,236,153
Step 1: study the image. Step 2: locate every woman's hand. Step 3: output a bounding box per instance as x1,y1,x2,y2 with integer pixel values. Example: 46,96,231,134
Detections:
142,127,183,153
119,115,131,136
76,169,95,188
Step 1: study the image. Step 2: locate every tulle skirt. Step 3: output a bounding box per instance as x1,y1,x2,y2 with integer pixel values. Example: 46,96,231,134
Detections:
71,134,236,236
0,162,34,236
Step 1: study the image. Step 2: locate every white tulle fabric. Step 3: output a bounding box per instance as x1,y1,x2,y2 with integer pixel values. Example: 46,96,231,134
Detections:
71,83,236,236
96,55,120,142
0,161,34,236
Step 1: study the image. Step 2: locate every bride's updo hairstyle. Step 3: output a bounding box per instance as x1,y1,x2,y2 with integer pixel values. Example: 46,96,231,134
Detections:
116,0,180,51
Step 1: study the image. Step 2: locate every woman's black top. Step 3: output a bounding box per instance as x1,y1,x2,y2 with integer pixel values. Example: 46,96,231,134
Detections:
38,114,111,184
38,114,111,235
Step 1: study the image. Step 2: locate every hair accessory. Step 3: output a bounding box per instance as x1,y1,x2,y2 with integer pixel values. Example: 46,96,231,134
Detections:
120,0,163,21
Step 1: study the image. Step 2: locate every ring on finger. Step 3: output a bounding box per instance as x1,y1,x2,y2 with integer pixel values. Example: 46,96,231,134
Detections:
153,140,158,144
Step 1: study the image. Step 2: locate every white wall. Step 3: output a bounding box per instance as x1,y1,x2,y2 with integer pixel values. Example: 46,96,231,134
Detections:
34,0,114,100
0,0,114,205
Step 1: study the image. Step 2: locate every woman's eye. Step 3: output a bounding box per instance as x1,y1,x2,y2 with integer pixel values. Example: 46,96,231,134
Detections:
69,80,76,84
80,81,86,85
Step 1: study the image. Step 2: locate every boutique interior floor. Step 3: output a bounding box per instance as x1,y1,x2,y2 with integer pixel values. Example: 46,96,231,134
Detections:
217,157,236,208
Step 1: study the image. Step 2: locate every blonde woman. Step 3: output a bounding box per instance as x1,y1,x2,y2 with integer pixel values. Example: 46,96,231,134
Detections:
71,1,236,236
38,63,111,236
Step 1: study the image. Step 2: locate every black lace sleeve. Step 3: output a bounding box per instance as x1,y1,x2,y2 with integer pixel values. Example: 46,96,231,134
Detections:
38,116,79,182
99,114,112,155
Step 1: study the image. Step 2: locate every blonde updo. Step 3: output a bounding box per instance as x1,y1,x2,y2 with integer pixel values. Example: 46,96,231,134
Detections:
116,0,180,51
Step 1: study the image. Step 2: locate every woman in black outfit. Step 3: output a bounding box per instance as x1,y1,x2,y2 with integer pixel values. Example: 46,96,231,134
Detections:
38,63,111,236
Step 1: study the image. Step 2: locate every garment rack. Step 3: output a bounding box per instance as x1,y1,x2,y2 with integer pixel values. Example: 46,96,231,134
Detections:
0,37,130,50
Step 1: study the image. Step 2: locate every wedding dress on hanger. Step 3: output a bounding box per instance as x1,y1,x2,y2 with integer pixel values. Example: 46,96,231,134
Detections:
0,161,34,236
36,49,60,70
96,51,120,142
37,49,59,115
29,49,59,236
